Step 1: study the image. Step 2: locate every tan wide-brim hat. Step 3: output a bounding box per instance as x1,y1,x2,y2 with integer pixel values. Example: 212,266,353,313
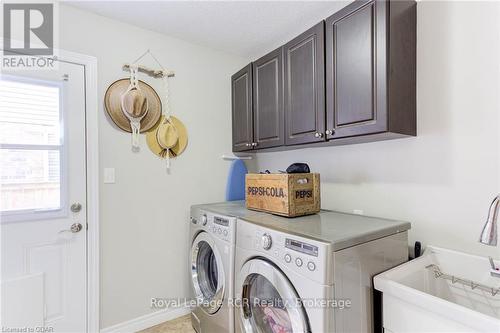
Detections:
146,116,188,158
104,79,162,133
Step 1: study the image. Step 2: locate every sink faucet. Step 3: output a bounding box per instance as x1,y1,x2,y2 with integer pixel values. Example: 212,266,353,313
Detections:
479,195,499,246
479,195,500,278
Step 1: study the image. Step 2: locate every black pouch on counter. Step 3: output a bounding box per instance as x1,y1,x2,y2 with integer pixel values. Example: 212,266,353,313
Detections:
286,163,310,174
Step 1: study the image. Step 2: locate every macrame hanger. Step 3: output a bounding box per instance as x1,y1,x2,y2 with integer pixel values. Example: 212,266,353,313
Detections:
131,49,151,64
125,49,174,78
161,65,177,171
130,50,176,171
121,64,148,150
126,50,176,171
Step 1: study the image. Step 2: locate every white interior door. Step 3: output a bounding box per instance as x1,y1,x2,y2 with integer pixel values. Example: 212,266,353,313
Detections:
1,61,87,332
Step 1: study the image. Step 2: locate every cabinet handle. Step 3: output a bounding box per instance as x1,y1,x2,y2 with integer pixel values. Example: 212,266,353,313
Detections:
245,143,251,147
325,129,335,136
251,142,258,147
314,132,323,138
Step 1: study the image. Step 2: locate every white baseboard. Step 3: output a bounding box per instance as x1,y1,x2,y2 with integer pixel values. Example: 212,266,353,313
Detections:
100,306,191,333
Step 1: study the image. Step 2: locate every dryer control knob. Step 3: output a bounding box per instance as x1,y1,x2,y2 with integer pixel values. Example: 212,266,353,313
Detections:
295,258,303,267
307,261,316,271
261,233,273,250
201,214,208,226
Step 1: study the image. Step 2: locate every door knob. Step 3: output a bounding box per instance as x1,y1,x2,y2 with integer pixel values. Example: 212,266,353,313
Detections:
59,223,83,234
70,203,82,213
251,142,258,147
245,143,251,147
314,132,323,138
325,129,335,136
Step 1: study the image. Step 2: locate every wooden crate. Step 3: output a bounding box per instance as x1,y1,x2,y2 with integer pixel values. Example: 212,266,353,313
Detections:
245,173,320,217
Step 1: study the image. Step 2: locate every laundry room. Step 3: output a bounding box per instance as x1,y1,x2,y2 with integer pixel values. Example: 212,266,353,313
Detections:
0,1,499,333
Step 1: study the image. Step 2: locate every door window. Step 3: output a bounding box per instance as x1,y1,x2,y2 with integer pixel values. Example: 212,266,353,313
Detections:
0,76,66,222
191,232,225,314
196,240,219,300
245,273,293,333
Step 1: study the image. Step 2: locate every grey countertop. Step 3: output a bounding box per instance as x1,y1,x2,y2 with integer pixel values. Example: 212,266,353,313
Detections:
192,201,411,251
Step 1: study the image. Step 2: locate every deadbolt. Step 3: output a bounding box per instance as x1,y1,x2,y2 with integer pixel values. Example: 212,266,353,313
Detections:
71,203,82,213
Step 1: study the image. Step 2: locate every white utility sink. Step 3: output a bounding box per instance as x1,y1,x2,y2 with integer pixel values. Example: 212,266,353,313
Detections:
374,246,500,332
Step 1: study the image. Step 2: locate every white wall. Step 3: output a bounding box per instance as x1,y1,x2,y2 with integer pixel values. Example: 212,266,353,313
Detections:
58,5,247,329
252,1,500,259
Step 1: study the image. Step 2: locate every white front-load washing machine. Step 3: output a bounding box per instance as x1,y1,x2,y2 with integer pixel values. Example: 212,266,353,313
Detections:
189,206,236,333
234,211,410,333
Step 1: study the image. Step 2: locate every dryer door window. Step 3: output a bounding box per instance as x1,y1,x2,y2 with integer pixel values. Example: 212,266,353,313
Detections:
191,232,225,314
239,259,309,333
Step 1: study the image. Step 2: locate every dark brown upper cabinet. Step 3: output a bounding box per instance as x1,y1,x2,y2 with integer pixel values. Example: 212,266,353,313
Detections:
231,0,416,153
231,64,253,152
325,0,416,140
284,22,325,146
252,47,284,149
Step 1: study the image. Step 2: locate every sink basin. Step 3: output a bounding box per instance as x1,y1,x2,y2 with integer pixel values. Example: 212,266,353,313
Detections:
374,246,500,332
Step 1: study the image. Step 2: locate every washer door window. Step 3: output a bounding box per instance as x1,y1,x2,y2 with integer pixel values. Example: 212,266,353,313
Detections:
191,232,225,314
239,259,309,333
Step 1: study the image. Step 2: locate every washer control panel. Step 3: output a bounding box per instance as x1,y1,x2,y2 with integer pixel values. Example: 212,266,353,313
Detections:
241,220,330,284
191,210,235,243
209,214,232,241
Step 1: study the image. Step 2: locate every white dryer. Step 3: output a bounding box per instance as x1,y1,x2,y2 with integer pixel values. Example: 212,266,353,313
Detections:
189,207,236,333
234,211,411,333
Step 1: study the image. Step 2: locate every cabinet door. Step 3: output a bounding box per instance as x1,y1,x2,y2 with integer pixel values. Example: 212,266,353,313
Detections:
284,22,325,145
252,48,284,149
325,0,387,139
232,64,253,152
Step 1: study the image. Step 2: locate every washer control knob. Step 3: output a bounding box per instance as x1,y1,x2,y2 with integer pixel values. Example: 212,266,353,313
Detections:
295,258,303,267
261,233,272,250
307,261,316,271
190,217,197,225
284,254,292,263
223,229,228,237
201,214,208,226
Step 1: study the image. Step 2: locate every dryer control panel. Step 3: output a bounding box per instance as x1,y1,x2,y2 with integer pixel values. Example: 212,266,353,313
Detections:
237,219,332,285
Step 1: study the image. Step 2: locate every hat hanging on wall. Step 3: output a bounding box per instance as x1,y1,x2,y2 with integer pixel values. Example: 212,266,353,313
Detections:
105,48,187,170
140,50,188,171
146,115,188,159
104,77,162,142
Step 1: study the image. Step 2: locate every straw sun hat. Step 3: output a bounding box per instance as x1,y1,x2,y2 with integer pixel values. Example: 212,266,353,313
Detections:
104,78,162,133
146,115,188,158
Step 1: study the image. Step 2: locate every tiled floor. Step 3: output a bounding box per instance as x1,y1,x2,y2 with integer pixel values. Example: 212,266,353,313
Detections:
138,314,195,333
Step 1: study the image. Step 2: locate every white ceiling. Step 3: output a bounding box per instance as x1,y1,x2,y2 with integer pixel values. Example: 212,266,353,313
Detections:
67,1,349,60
